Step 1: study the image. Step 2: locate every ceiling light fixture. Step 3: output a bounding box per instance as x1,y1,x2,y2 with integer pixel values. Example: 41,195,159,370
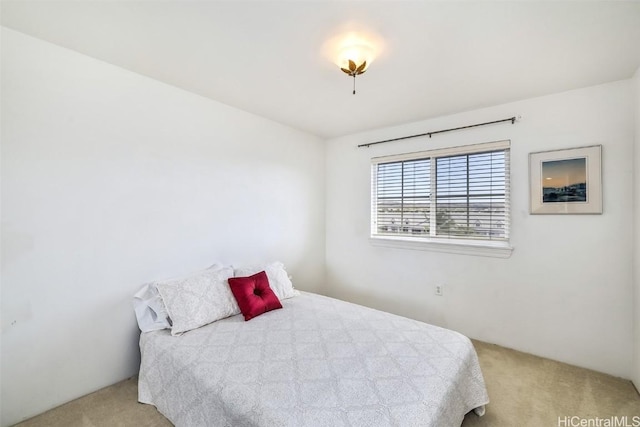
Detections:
323,31,381,95
337,41,373,95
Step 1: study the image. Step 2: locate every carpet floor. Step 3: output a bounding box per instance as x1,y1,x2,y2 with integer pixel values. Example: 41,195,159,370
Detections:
13,340,640,427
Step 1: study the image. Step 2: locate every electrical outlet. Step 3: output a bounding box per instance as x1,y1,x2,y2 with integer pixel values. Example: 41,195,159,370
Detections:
435,284,444,296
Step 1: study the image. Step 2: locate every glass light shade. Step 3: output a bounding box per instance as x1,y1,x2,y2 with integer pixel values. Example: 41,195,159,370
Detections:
337,43,374,72
322,31,380,71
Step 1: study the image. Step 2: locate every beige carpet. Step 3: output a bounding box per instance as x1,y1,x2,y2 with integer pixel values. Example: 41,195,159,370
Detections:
13,341,640,427
463,341,640,426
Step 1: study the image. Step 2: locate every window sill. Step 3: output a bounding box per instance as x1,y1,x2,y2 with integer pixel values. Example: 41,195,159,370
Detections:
369,235,513,258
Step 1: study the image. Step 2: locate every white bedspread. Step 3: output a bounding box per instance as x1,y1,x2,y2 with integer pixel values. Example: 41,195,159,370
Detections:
139,292,489,426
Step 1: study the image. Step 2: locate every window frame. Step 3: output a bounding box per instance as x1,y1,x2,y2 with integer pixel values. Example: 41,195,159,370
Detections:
370,140,513,258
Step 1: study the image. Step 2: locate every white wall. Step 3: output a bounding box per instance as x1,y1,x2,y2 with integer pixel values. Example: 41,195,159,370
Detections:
0,28,325,426
634,66,640,390
325,80,635,379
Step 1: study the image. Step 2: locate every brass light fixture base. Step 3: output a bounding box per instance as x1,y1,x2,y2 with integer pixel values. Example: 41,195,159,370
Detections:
340,60,367,94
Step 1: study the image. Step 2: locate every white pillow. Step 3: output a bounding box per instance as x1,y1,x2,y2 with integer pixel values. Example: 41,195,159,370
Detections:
234,262,298,300
133,263,229,333
133,283,171,332
155,266,238,336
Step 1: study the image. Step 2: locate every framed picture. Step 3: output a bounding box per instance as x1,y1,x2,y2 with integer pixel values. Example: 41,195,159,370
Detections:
529,145,602,214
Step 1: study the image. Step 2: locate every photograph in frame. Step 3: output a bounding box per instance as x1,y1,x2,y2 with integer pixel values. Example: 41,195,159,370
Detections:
529,145,602,214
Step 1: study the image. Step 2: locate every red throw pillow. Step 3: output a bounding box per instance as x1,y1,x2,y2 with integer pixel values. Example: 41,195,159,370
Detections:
228,271,282,321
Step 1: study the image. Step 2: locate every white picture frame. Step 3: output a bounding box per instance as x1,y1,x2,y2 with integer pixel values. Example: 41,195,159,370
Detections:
529,145,602,215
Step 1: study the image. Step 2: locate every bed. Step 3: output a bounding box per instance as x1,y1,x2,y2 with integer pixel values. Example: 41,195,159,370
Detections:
138,291,489,426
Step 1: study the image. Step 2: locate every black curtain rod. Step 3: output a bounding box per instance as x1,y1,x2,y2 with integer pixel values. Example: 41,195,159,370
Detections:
357,116,517,148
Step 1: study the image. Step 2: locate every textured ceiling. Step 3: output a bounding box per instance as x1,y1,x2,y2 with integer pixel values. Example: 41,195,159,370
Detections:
2,1,640,138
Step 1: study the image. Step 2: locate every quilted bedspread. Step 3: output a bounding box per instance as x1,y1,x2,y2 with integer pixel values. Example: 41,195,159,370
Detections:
138,292,489,426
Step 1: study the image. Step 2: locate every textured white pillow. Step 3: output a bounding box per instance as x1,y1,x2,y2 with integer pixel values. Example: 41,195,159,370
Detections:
133,263,229,333
154,266,239,336
234,262,298,300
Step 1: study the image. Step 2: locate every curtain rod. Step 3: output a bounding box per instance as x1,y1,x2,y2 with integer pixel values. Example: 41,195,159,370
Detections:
357,116,517,148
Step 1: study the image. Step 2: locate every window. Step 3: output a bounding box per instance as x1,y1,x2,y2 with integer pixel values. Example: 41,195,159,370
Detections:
371,140,510,253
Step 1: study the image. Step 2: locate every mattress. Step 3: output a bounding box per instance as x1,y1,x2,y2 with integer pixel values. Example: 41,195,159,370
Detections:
138,292,489,426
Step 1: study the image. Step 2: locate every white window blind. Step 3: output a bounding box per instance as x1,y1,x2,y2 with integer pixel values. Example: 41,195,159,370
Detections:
372,141,510,244
375,159,431,235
